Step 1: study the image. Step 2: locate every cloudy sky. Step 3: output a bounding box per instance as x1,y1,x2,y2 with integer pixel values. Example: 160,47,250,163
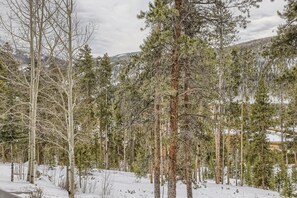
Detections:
75,1,285,56
0,0,287,56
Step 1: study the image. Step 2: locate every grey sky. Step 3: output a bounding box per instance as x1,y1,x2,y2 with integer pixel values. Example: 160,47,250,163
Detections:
0,0,286,57
77,0,286,56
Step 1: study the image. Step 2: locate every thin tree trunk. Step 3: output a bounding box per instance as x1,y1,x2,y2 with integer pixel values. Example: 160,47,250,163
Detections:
123,130,127,172
184,65,192,198
160,116,164,186
294,151,297,167
28,0,35,184
79,150,82,188
240,100,244,186
154,83,161,198
66,1,75,197
95,133,99,168
100,119,103,167
150,155,153,184
222,130,225,184
280,86,284,149
293,122,297,167
235,149,238,186
105,89,109,170
105,124,109,170
168,1,182,197
227,128,230,185
2,144,5,163
11,143,14,182
66,165,69,192
215,108,221,184
194,153,198,182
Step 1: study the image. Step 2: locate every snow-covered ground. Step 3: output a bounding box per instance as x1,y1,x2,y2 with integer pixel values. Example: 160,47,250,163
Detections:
0,163,282,198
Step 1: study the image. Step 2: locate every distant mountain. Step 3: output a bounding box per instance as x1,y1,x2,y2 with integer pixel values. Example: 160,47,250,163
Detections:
110,52,138,63
110,37,274,62
0,36,274,67
233,37,273,51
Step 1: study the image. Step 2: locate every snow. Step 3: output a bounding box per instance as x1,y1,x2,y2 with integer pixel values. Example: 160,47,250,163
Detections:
0,163,282,198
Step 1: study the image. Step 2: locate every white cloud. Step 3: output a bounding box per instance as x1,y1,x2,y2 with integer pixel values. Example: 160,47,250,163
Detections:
238,0,286,42
76,0,151,57
76,0,286,56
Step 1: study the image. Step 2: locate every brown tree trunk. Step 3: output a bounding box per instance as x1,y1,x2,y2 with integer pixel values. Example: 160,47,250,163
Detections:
2,144,5,163
11,143,14,182
184,65,192,198
105,124,109,170
154,88,161,198
150,156,153,184
123,130,127,172
194,154,198,182
105,89,109,170
168,1,182,197
294,151,297,167
235,149,238,186
215,109,221,184
240,101,244,186
222,131,225,184
226,130,231,185
100,120,103,167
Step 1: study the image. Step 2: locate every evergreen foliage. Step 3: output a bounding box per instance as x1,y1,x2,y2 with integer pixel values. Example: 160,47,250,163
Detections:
249,75,273,189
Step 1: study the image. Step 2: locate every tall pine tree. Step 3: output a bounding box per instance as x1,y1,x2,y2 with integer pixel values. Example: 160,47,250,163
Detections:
250,74,273,189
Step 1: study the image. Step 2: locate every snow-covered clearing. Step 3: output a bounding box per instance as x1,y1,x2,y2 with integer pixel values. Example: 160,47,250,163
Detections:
0,163,282,198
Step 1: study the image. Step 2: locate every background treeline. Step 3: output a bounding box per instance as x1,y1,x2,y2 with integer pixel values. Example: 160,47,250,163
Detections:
0,0,297,198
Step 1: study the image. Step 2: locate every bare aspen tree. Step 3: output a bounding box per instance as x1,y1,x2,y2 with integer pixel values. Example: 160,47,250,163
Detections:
45,0,93,197
0,0,57,184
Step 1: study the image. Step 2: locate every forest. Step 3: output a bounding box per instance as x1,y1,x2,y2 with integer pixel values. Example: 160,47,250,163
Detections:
0,0,296,198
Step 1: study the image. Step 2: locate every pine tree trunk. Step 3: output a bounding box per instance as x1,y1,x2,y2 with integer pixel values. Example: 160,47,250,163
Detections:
194,154,198,182
240,101,244,186
294,151,297,167
293,122,297,167
227,129,230,185
222,132,225,184
123,130,127,172
160,118,164,186
184,65,192,198
2,144,5,163
154,88,161,198
11,143,14,182
215,113,221,184
95,133,99,168
100,119,103,167
168,1,182,197
131,134,135,164
150,156,153,184
235,149,238,186
105,124,109,170
261,142,265,189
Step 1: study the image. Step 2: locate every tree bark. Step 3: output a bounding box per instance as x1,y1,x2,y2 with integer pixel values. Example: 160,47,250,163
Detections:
240,100,244,186
11,143,14,182
105,124,109,170
123,130,127,172
66,1,75,197
154,87,161,198
184,65,192,198
100,120,103,167
168,1,182,197
215,107,221,184
2,144,5,163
